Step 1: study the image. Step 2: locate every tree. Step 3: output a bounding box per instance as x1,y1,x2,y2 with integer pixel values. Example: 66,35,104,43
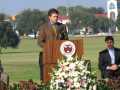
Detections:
16,9,47,36
92,16,115,33
116,12,120,31
96,7,105,14
68,6,96,33
57,6,68,15
0,13,20,55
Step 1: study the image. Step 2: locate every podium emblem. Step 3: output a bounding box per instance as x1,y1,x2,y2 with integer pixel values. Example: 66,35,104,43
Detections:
60,41,76,58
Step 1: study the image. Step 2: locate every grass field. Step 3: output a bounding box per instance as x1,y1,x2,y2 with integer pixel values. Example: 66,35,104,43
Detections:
1,35,120,82
1,38,40,82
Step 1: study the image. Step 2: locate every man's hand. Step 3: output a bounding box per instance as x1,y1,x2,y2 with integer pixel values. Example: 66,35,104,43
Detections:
108,64,118,71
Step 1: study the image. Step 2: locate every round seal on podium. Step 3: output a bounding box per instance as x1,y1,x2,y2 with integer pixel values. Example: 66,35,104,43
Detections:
60,41,76,58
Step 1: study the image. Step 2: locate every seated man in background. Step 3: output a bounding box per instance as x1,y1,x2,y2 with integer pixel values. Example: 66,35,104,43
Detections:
98,36,120,80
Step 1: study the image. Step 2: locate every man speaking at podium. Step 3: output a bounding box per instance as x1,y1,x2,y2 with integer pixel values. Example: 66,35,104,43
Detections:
37,8,68,81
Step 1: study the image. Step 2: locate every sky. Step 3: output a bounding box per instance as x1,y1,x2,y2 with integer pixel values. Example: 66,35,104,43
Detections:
0,0,107,15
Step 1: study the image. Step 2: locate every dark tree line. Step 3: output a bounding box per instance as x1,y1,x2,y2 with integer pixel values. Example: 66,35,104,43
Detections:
14,6,116,35
16,9,47,35
0,13,20,53
1,5,119,38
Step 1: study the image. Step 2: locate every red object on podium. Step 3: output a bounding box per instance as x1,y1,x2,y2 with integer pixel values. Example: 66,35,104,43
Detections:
42,39,84,83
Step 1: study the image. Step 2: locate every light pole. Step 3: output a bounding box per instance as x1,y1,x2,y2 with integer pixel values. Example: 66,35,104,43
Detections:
11,16,16,31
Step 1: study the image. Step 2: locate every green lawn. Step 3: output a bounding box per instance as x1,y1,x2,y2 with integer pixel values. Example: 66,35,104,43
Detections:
1,38,40,82
1,35,120,82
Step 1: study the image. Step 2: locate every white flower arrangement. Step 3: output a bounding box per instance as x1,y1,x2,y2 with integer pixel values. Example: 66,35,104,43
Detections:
50,57,96,90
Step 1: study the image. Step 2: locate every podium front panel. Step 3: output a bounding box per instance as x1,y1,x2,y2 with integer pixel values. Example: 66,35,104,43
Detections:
43,39,83,64
43,64,56,83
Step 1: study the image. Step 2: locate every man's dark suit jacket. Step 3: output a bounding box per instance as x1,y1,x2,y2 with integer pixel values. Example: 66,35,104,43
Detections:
98,47,120,79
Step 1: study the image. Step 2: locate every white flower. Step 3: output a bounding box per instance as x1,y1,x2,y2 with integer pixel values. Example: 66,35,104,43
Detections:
72,71,79,77
67,56,73,61
69,63,76,70
73,77,79,82
59,72,65,78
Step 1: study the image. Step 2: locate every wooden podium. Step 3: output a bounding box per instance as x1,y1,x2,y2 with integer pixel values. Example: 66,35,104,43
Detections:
42,39,83,83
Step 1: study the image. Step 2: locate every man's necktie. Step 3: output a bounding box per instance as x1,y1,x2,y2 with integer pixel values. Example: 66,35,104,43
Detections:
52,24,57,36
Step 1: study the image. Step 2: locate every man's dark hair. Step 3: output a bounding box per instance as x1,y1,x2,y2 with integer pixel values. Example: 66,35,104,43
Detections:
105,36,114,42
48,8,59,16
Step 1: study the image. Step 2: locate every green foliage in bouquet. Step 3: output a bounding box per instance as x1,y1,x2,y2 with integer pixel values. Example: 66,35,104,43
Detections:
97,80,111,90
9,83,19,90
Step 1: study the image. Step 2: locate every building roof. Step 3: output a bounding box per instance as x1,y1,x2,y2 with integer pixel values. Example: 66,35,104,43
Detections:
58,16,70,20
95,13,107,17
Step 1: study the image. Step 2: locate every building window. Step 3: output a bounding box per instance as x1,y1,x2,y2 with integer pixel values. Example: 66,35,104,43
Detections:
109,3,115,9
117,1,120,9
